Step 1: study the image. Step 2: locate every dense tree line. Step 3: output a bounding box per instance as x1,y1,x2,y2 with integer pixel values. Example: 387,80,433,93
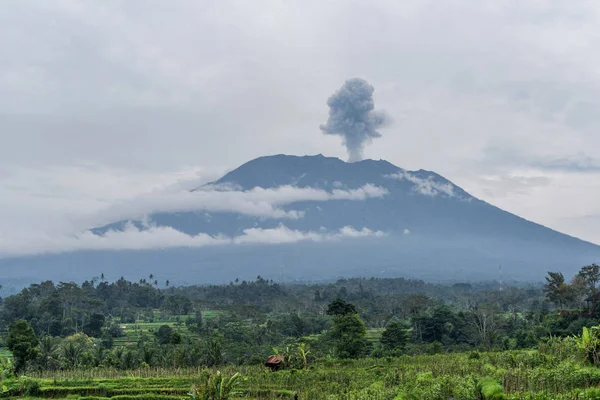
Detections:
0,266,598,372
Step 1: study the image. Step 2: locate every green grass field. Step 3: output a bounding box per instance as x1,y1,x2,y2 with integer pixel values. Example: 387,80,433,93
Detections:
1,349,600,399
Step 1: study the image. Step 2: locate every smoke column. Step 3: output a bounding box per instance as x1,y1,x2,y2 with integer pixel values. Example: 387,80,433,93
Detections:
320,78,388,162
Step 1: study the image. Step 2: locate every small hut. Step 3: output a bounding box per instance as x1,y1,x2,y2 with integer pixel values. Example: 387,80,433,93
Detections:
264,355,285,371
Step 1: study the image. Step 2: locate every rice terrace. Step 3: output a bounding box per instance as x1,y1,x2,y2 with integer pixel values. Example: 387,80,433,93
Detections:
2,272,600,399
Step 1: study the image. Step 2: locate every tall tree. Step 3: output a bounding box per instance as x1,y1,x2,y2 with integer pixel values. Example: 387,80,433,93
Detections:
380,321,409,352
326,298,357,316
326,300,367,358
330,313,368,358
6,319,39,371
155,325,174,345
544,272,573,308
83,313,105,338
469,306,501,348
578,264,600,295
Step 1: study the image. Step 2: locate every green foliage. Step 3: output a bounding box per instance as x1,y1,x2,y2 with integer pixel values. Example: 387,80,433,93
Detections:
84,313,106,338
189,371,242,400
169,331,182,345
155,325,174,345
326,298,357,316
203,337,225,367
575,326,600,365
6,320,38,371
3,349,600,399
544,272,570,308
2,270,600,378
297,342,310,370
478,377,506,400
381,321,409,352
185,314,203,334
330,313,368,358
578,264,600,294
22,377,41,397
0,358,14,380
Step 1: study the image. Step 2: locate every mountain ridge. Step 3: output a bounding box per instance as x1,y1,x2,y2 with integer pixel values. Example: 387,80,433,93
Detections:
1,153,598,287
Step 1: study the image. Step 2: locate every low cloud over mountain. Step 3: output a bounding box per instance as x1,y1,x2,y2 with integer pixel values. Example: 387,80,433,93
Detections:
1,154,598,286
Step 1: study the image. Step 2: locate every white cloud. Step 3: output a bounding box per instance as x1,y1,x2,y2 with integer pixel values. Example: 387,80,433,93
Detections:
0,223,386,257
0,161,388,255
90,183,387,228
335,226,386,238
386,172,456,197
2,0,600,245
0,164,224,236
403,228,410,235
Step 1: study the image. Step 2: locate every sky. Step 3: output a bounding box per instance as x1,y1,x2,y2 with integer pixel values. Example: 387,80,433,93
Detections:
2,0,600,252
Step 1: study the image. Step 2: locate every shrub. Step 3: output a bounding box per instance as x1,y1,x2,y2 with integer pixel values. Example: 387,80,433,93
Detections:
478,377,506,400
22,377,41,397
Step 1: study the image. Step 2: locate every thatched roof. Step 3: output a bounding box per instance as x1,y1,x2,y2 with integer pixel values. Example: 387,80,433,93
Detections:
265,355,284,365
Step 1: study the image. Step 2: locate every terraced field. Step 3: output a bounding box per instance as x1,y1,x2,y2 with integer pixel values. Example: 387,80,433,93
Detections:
365,328,383,346
4,350,600,399
8,367,300,399
114,311,222,347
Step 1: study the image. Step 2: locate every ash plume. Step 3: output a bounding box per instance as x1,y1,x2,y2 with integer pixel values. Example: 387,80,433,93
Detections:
320,78,388,162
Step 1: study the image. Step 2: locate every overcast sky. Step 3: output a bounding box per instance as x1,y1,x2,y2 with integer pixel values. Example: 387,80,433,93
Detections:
2,0,600,249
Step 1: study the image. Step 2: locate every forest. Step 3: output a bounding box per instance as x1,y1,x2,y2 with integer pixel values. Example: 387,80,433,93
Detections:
0,265,600,399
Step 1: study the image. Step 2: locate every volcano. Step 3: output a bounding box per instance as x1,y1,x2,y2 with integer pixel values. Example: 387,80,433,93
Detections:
2,154,599,287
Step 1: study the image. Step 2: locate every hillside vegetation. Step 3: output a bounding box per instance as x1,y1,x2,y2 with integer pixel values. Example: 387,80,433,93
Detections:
1,264,600,398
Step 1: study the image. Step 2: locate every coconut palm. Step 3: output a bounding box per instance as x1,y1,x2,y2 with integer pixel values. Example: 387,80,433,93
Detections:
39,336,59,369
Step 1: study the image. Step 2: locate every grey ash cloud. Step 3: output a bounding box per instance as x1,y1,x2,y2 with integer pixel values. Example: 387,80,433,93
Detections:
320,78,389,162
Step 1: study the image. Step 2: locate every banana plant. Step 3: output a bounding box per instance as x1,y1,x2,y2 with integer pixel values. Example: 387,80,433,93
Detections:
297,342,311,370
575,326,600,365
189,370,242,400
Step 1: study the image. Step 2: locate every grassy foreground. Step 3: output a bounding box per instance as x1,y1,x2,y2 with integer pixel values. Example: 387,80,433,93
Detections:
4,349,600,399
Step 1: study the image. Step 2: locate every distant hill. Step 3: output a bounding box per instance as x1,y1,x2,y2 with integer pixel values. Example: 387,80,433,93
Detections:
2,154,598,287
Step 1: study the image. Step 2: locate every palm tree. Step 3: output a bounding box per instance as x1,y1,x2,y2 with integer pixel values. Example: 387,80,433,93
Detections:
39,336,58,369
92,345,104,367
142,347,156,366
63,342,83,369
204,337,225,367
122,350,137,369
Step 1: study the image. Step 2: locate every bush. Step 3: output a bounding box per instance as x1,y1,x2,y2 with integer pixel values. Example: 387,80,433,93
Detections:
22,378,41,397
478,377,506,400
0,358,14,380
108,325,124,338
